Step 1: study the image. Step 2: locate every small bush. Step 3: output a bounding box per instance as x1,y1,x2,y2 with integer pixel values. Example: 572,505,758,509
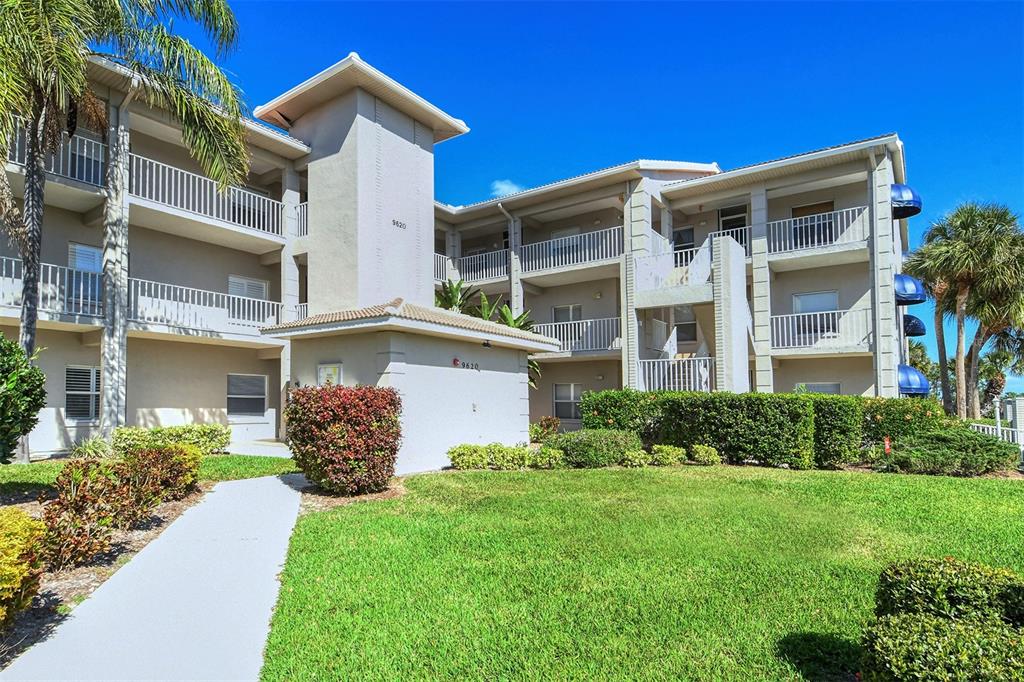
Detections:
526,446,564,470
859,397,945,446
528,416,561,444
806,394,863,468
285,385,402,495
875,427,1019,476
112,424,231,458
447,444,488,470
876,557,1024,627
0,508,45,629
579,389,663,444
651,444,685,466
689,444,721,466
42,458,119,568
860,613,1024,681
489,444,530,470
71,436,112,459
124,443,203,502
548,429,643,469
0,337,46,465
620,450,652,468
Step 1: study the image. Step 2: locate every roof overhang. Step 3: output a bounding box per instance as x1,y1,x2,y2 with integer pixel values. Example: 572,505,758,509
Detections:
254,52,469,144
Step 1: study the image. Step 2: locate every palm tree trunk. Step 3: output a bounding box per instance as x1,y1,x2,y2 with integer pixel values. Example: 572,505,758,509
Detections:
966,327,991,419
18,115,46,358
954,285,970,419
933,296,952,414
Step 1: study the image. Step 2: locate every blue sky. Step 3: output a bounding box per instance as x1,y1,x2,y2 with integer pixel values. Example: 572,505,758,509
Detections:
214,1,1023,388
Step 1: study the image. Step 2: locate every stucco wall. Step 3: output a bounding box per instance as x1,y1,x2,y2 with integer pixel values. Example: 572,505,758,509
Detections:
523,207,623,245
0,205,99,264
770,263,871,314
530,359,622,426
524,277,620,323
773,356,875,396
766,182,868,221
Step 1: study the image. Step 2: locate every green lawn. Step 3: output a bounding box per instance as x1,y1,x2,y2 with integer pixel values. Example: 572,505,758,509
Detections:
261,467,1023,681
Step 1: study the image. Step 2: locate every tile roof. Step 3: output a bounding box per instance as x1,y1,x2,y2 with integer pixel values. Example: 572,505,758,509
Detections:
263,298,557,344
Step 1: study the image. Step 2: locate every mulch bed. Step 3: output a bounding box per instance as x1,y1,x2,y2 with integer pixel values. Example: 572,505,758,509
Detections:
297,477,407,515
0,484,210,669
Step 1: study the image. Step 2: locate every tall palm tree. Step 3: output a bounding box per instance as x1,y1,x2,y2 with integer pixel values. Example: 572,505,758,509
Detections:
903,203,1023,418
0,0,249,357
964,278,1024,418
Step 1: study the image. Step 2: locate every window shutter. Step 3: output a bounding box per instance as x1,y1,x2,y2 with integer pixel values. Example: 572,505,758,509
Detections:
228,275,268,300
68,243,102,273
66,366,100,420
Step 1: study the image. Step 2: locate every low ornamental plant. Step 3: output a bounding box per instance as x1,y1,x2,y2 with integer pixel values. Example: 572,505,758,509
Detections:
447,444,488,470
547,429,643,469
112,423,230,457
488,444,531,471
528,416,561,444
688,444,721,466
42,458,120,569
0,508,45,630
526,446,564,470
859,397,945,446
0,336,46,464
285,385,402,495
874,427,1020,477
620,450,652,468
650,444,686,466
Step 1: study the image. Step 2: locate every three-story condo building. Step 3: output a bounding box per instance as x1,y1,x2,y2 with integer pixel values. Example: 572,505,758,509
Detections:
3,53,925,459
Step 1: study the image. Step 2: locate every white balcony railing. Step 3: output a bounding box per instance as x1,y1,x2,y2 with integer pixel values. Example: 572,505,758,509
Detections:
770,308,872,350
767,206,869,253
296,202,308,237
708,226,752,257
634,243,713,292
0,257,103,317
533,317,620,353
295,303,308,320
638,357,716,392
128,154,283,237
7,127,107,186
128,277,282,335
520,226,623,273
457,249,508,282
433,253,449,282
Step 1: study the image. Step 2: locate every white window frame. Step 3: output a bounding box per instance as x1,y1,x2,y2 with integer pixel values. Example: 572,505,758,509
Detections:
551,304,583,324
719,205,748,231
792,290,839,314
674,305,697,344
228,274,269,301
68,242,102,272
672,226,695,250
226,373,268,417
65,365,101,422
553,383,583,421
799,382,842,395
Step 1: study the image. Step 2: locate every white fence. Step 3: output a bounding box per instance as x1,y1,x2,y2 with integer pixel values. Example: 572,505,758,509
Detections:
970,423,1024,465
296,202,308,237
129,154,283,236
295,303,308,320
128,278,281,334
7,127,107,186
638,357,716,392
0,257,103,316
767,207,869,253
457,249,508,282
533,317,620,353
709,226,751,257
520,226,623,273
770,308,872,350
433,253,449,281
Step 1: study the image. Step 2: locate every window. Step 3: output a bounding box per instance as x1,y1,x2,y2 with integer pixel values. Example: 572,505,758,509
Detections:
792,291,840,340
719,205,748,231
66,366,100,421
791,201,836,247
793,291,839,314
553,383,583,420
552,304,583,323
228,275,268,300
227,374,267,416
674,305,698,343
799,382,841,395
67,243,102,313
672,226,695,250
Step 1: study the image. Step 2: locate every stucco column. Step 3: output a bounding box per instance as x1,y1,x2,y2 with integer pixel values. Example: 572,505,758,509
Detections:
278,168,301,439
621,179,652,388
100,98,131,434
869,153,899,397
444,229,461,280
749,186,773,392
507,216,524,315
712,236,750,393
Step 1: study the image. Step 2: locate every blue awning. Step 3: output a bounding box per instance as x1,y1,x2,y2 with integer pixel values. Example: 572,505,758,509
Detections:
891,184,922,219
898,364,931,396
903,314,926,337
895,274,927,305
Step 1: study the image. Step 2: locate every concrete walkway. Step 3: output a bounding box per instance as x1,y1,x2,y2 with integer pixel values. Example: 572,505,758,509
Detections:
228,439,292,458
3,476,302,681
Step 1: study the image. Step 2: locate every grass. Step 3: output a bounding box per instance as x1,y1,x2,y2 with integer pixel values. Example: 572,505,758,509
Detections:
261,467,1023,681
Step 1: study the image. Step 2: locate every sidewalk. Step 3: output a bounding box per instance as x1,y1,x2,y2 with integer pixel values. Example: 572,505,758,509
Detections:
2,475,302,681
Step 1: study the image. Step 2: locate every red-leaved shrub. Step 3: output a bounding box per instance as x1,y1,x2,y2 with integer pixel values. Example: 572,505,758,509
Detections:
285,385,402,495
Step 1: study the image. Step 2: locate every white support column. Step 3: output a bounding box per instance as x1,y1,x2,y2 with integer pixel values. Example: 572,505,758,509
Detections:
278,167,301,439
869,153,899,397
621,180,652,388
445,229,461,280
749,186,773,392
712,236,750,393
507,215,524,315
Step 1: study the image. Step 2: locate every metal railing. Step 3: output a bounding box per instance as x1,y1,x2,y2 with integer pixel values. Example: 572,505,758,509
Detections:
638,357,716,392
433,253,449,282
128,277,282,334
634,243,713,292
457,249,508,282
770,308,872,350
296,202,308,237
129,154,283,236
295,303,308,320
0,257,103,316
708,226,751,257
7,127,107,186
520,226,623,272
533,317,620,353
767,207,869,253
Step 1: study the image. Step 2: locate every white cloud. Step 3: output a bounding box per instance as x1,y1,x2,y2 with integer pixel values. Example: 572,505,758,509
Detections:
490,179,525,198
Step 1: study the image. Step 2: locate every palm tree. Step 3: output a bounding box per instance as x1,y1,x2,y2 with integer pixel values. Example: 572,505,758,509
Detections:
435,279,480,313
964,279,1024,418
903,203,1023,418
0,0,249,357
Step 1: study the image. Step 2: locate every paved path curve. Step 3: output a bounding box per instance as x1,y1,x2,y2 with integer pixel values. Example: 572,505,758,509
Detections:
3,475,301,681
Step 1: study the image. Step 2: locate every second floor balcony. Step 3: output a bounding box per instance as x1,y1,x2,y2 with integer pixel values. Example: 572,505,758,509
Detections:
520,226,623,274
0,257,103,321
6,127,108,188
533,317,621,354
770,308,872,353
637,357,716,392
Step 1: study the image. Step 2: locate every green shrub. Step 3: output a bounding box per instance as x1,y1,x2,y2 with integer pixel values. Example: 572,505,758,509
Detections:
620,450,651,468
875,427,1019,476
112,424,231,458
860,613,1024,681
0,508,45,629
124,443,203,502
528,416,561,444
876,557,1024,627
806,394,863,468
650,444,686,466
657,393,815,469
447,444,489,470
579,389,663,444
689,444,721,466
489,444,531,470
71,436,112,459
42,458,120,568
526,446,565,470
859,397,945,446
0,336,46,465
548,429,643,469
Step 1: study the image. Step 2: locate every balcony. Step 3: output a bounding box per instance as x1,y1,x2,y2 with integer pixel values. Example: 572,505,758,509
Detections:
638,357,716,392
770,308,872,354
767,207,868,254
708,226,751,258
533,317,621,354
457,249,509,282
520,226,623,274
295,303,308,320
127,277,283,344
0,257,103,323
7,127,108,187
296,202,308,237
433,253,449,282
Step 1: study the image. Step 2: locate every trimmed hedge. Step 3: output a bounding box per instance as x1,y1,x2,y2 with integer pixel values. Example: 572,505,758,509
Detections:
123,443,203,502
859,397,945,446
861,613,1024,681
112,423,230,458
446,444,564,470
547,429,643,469
447,444,489,470
650,444,685,466
876,557,1023,627
874,427,1020,476
0,508,45,630
285,385,402,495
526,447,564,470
689,444,721,466
806,394,862,468
620,450,652,468
579,389,662,444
